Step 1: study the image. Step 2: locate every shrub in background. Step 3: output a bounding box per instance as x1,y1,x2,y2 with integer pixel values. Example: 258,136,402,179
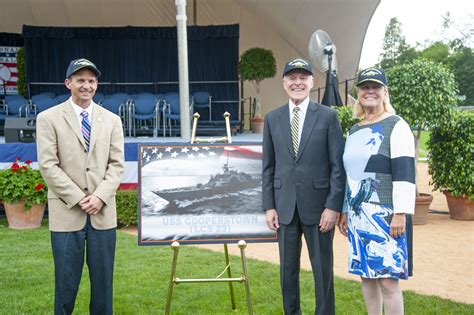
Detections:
428,110,473,198
333,105,361,140
116,190,138,227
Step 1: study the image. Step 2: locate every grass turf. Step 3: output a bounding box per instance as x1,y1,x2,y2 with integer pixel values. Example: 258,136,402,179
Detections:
0,219,472,314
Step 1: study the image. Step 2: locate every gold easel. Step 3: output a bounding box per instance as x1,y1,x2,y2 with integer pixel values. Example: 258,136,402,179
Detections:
165,241,253,314
165,113,253,314
190,112,232,144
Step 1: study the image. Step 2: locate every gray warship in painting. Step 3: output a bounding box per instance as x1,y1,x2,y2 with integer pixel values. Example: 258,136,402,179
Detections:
152,162,260,204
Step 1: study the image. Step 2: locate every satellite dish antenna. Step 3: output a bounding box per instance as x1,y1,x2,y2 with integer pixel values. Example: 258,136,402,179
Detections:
308,29,338,74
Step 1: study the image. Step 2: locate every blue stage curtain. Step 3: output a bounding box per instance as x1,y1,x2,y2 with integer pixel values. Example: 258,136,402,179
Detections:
22,25,239,120
0,33,23,46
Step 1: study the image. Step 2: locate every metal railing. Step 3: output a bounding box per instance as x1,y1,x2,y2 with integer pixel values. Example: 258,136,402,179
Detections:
312,77,357,106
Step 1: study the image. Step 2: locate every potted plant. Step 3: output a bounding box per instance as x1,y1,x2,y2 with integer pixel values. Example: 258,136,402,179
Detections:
387,59,459,224
238,47,277,133
428,110,473,220
0,157,48,229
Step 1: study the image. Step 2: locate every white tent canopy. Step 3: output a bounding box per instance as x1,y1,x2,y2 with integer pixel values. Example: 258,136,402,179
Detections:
0,0,379,113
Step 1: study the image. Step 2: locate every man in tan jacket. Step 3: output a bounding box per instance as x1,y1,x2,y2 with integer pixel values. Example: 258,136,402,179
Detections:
37,58,124,315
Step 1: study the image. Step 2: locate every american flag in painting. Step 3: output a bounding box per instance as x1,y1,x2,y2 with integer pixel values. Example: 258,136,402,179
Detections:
138,143,276,245
0,46,20,95
140,145,262,167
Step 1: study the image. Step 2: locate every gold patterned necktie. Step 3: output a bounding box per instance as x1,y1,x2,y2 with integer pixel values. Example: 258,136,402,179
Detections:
291,106,300,156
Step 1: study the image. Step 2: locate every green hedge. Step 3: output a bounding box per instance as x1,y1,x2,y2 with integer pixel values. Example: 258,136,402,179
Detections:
332,105,360,139
16,47,27,97
116,190,138,227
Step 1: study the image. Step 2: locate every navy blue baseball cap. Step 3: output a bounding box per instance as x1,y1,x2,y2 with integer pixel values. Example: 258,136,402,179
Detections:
356,67,387,86
66,58,101,79
282,58,313,77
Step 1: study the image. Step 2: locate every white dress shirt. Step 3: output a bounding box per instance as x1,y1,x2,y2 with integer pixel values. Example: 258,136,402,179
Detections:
70,98,95,127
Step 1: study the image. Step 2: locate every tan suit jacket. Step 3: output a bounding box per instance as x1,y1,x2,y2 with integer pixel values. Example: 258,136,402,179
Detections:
37,101,125,232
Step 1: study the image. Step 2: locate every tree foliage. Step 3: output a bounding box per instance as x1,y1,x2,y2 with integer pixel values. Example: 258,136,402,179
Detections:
16,47,27,97
419,42,449,64
388,59,459,186
238,48,277,83
447,46,474,105
378,16,474,105
388,59,459,131
379,18,414,68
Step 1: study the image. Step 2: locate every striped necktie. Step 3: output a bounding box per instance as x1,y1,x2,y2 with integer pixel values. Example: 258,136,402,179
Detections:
80,111,91,152
291,106,300,156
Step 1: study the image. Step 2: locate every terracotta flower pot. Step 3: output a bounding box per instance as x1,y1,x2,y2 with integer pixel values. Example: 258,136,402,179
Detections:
413,193,433,225
3,200,46,229
443,191,474,221
250,117,264,134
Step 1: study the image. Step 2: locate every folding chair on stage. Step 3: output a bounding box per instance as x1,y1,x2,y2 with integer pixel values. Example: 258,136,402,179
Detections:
29,95,59,116
32,92,55,99
93,92,104,104
101,93,130,135
191,91,212,121
131,92,155,99
129,94,161,137
163,92,181,137
55,93,70,104
0,95,31,129
155,93,167,136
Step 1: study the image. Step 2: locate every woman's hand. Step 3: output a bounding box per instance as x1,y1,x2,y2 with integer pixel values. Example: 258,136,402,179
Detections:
338,213,348,237
390,213,406,238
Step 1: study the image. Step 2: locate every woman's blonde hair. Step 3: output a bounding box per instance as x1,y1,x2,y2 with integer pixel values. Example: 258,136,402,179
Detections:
353,86,396,118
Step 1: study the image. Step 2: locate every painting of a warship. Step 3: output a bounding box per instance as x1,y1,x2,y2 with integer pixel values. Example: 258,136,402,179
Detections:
139,144,277,245
152,162,261,213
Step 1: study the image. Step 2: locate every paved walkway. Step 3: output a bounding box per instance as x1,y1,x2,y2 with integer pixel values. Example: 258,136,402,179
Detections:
125,163,474,304
198,211,473,304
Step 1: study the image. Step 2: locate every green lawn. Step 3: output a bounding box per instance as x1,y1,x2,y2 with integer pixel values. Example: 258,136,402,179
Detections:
1,219,472,314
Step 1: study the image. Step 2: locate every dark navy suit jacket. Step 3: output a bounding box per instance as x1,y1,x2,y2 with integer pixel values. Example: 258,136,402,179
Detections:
262,101,345,225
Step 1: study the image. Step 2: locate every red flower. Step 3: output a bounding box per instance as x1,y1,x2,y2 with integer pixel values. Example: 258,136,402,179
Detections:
16,157,22,161
21,165,28,170
25,160,33,164
11,162,20,172
34,183,45,191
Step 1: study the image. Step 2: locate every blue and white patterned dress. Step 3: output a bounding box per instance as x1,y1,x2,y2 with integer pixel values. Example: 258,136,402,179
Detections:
343,115,415,279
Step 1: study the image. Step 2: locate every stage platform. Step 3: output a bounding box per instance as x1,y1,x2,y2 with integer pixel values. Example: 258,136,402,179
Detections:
0,133,262,145
0,133,263,186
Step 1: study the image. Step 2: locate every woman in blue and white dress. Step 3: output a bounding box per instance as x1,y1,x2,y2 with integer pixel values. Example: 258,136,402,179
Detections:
338,67,415,315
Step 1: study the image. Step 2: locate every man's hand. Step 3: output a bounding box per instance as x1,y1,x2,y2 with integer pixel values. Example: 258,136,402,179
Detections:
265,209,279,231
79,195,104,215
390,213,406,238
319,208,339,233
337,213,348,237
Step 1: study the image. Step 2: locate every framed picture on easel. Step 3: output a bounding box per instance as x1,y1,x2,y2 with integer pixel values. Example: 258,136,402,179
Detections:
138,143,277,245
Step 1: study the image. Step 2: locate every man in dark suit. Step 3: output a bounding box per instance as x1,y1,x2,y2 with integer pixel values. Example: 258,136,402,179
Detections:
262,58,345,315
37,58,124,315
